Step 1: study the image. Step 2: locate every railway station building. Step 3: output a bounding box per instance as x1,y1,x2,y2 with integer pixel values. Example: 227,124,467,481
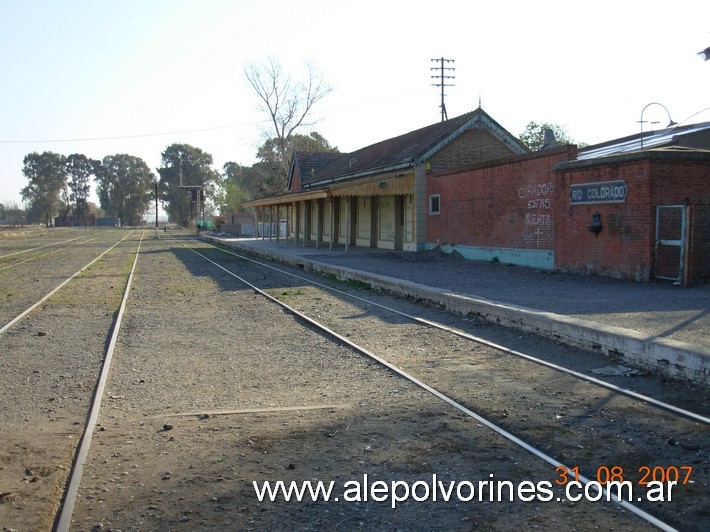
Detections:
242,108,710,285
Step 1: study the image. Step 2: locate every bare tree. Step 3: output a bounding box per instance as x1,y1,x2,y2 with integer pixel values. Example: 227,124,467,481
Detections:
244,57,332,186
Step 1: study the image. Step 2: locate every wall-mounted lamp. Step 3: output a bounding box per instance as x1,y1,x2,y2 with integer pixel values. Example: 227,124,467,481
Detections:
639,102,677,149
378,180,387,189
698,46,710,61
587,212,603,238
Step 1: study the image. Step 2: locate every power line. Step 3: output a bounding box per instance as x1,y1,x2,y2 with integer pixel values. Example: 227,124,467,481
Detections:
2,84,450,146
431,57,455,122
0,120,269,145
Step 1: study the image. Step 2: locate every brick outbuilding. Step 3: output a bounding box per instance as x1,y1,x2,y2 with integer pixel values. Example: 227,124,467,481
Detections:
556,148,710,283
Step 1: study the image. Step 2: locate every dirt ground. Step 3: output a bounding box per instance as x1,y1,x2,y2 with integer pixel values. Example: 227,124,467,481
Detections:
0,228,708,531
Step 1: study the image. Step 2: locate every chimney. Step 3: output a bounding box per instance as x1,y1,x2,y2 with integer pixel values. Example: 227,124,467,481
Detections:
542,128,557,150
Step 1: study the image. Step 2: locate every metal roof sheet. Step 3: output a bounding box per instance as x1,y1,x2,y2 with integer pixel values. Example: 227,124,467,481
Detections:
578,121,710,160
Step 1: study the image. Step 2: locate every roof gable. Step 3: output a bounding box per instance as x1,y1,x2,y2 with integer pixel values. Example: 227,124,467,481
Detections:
301,108,528,188
287,151,342,191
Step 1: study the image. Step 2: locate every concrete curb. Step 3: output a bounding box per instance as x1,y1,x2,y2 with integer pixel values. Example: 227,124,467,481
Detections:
206,237,710,386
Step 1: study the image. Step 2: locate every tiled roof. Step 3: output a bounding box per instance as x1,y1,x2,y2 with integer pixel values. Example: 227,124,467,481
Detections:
291,151,341,182
299,108,528,188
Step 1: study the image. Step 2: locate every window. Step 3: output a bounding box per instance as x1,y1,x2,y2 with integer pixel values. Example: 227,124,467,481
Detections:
429,194,441,215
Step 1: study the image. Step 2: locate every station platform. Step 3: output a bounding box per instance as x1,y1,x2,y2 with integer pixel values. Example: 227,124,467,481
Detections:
201,234,710,385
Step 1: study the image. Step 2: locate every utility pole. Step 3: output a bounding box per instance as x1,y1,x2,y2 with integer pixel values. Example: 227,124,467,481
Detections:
431,57,455,122
154,182,159,236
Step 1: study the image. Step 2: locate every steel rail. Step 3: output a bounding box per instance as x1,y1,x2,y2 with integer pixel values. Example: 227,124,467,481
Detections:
53,230,145,532
177,238,678,532
0,237,96,272
198,239,710,426
0,235,86,258
0,231,135,336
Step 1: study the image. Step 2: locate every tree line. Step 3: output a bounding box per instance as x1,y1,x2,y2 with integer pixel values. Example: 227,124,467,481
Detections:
20,151,155,227
11,58,575,228
10,58,334,227
15,130,337,228
14,122,567,228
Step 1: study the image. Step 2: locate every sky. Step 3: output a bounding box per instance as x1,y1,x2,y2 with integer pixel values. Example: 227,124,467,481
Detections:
1,0,709,208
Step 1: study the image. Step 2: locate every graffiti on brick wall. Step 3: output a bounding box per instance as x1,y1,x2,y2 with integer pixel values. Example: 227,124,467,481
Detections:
518,182,554,247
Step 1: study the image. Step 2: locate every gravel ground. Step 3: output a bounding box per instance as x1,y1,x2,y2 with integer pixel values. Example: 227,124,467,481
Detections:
304,247,710,351
0,228,707,531
197,241,710,530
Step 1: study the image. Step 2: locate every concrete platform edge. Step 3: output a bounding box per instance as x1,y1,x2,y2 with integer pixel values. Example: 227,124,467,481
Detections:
205,237,710,386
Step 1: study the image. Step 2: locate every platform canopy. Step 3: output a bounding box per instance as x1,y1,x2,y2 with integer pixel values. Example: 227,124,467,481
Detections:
242,189,328,209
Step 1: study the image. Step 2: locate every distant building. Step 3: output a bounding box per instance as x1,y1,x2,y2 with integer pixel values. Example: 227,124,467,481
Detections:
96,217,121,227
221,212,263,236
54,214,97,227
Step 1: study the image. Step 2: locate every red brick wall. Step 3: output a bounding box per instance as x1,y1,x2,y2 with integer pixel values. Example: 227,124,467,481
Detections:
555,156,710,282
428,148,710,283
290,167,302,193
429,130,521,174
648,159,710,282
554,160,655,281
691,203,710,282
426,147,576,249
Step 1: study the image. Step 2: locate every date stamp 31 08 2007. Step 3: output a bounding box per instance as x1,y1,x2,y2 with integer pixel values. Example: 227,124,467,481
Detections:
555,465,693,503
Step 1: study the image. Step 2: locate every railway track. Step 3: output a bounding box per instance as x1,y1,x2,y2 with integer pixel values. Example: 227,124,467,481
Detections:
0,237,96,274
0,228,142,530
0,234,87,259
179,237,709,531
0,231,707,531
0,229,133,326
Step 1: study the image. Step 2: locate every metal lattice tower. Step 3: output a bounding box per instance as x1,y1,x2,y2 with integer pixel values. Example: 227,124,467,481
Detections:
177,153,204,234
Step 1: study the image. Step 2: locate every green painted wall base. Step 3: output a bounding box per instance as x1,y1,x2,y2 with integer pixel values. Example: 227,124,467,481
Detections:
424,243,554,270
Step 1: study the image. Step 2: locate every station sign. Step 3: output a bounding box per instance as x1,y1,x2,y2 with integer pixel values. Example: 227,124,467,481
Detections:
570,180,627,205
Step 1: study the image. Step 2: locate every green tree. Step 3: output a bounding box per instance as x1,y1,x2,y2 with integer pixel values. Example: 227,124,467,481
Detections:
94,154,154,226
20,151,67,227
232,132,336,198
222,161,247,188
221,160,270,200
257,132,338,193
216,175,250,217
157,144,220,226
244,58,332,193
65,154,96,221
519,121,577,151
